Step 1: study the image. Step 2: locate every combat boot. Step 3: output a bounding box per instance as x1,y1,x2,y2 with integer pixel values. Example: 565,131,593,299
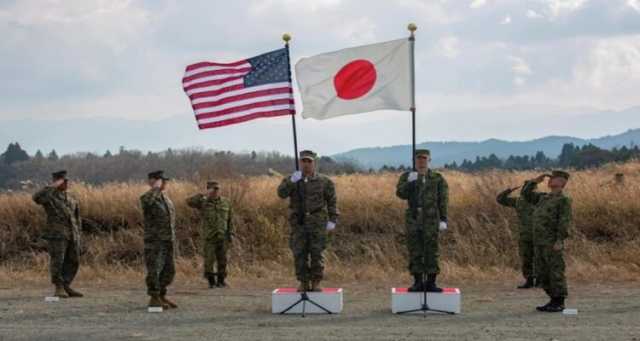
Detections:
535,298,553,312
517,277,535,289
64,285,84,297
542,297,564,312
297,280,308,292
310,280,322,292
425,274,443,293
408,274,424,292
54,285,69,298
216,274,227,288
148,295,164,308
205,272,216,288
160,295,178,309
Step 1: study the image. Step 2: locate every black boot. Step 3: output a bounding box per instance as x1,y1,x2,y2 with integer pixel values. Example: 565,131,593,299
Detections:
425,274,443,293
205,272,216,288
408,274,424,292
536,298,553,312
542,297,565,312
518,277,535,289
216,273,227,288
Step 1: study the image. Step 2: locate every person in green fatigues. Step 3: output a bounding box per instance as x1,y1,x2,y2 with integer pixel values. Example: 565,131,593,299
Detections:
140,170,178,309
522,170,572,313
33,170,84,298
186,180,234,288
396,149,449,292
496,184,537,288
277,150,338,292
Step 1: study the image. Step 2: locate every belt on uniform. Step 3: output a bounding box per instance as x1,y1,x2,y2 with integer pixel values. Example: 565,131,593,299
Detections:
304,208,325,216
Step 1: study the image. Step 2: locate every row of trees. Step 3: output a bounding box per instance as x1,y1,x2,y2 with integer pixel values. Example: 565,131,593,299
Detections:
443,143,640,171
0,143,358,189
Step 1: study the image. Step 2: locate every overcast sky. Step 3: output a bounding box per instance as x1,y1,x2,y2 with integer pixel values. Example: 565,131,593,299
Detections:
2,0,640,155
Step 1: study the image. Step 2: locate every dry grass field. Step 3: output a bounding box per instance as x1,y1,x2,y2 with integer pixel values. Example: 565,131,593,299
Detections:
1,162,639,286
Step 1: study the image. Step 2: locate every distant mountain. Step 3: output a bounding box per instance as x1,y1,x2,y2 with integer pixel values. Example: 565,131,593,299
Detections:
332,129,640,168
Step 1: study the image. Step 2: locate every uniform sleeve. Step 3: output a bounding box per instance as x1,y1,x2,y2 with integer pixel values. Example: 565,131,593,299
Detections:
496,188,517,208
140,188,162,210
395,172,410,200
227,201,235,237
186,194,203,209
521,180,543,205
438,175,449,222
277,177,295,199
32,187,53,205
324,178,339,222
556,197,572,241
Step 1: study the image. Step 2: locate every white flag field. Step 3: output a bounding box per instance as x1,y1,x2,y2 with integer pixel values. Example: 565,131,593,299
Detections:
295,38,412,120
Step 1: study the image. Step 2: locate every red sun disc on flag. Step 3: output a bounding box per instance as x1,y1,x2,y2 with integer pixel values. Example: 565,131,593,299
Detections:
333,59,377,100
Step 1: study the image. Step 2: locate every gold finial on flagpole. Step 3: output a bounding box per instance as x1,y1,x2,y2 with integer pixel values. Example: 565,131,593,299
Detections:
408,23,417,36
282,33,291,44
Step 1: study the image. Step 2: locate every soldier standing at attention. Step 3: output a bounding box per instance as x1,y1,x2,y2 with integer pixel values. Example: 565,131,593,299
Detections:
496,184,537,289
186,180,234,288
277,150,338,292
522,170,572,312
33,170,84,298
396,149,449,292
140,171,178,309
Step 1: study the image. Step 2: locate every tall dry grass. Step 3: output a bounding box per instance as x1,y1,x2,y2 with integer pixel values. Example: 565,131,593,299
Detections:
1,162,639,285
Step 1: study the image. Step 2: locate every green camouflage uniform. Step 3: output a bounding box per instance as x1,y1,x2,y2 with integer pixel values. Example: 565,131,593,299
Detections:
32,186,81,286
396,170,448,275
522,180,572,299
496,187,536,279
277,173,338,282
140,188,176,297
186,194,234,278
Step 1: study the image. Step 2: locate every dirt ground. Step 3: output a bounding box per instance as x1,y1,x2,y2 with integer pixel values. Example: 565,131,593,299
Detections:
1,277,639,341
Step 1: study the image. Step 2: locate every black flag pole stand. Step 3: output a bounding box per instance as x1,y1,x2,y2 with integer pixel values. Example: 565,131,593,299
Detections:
279,33,331,317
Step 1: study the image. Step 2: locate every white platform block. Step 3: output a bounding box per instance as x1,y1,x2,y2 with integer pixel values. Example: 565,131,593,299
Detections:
391,287,461,314
147,307,163,313
272,288,343,314
44,296,60,302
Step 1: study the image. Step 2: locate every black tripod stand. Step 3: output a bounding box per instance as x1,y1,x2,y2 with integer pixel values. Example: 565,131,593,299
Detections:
396,272,454,317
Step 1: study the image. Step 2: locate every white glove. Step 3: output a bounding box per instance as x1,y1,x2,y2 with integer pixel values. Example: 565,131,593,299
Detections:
439,221,448,231
407,172,418,182
326,221,336,231
290,171,302,183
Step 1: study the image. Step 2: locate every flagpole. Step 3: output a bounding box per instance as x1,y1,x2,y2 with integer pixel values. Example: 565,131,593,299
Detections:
408,23,417,171
283,33,300,171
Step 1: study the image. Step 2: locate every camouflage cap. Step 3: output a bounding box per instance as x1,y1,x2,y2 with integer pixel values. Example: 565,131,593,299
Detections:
206,180,220,189
300,150,317,161
551,170,570,180
52,170,67,181
415,149,431,157
148,170,170,181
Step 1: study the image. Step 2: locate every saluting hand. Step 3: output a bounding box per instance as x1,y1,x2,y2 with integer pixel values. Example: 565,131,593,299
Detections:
407,172,418,182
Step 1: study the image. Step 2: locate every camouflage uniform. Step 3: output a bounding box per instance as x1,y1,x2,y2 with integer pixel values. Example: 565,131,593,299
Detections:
277,172,338,283
140,187,176,297
396,170,448,276
496,187,536,280
186,194,234,279
522,180,572,299
32,186,81,287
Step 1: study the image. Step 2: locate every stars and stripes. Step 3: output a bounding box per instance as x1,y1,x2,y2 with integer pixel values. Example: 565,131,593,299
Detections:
182,48,295,129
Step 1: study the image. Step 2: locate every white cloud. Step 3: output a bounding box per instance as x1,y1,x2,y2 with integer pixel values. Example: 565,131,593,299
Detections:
628,0,640,12
500,15,512,24
508,56,533,75
546,0,588,18
526,9,544,18
470,0,487,9
437,36,460,58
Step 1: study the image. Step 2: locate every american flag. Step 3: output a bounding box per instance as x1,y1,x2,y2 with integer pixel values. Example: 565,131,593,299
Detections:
182,48,295,129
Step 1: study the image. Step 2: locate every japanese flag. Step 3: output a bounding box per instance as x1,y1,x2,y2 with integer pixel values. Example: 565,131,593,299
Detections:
295,38,412,120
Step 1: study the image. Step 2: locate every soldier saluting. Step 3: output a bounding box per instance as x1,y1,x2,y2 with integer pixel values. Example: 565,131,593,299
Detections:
33,170,83,298
396,149,449,292
140,171,177,310
186,180,234,288
522,170,572,312
496,184,536,289
277,150,338,292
